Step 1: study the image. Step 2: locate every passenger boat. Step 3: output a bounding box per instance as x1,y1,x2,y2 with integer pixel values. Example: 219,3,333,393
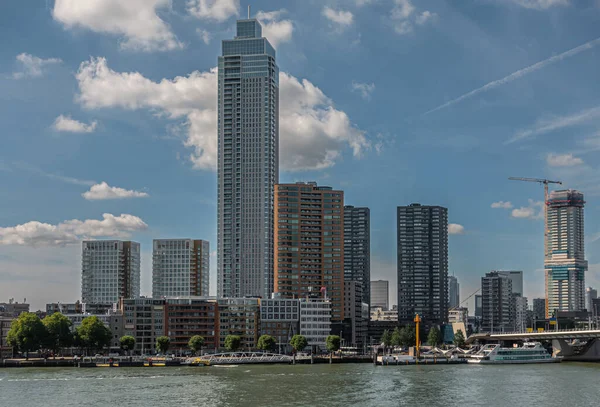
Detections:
467,342,561,364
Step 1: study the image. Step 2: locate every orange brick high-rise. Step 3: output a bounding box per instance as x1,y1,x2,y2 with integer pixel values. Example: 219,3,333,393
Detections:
274,182,344,322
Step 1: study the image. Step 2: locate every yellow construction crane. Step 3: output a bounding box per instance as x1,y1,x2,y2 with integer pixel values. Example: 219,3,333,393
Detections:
508,177,562,318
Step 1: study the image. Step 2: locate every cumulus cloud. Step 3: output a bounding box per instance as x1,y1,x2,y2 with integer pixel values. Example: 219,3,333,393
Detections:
546,153,584,167
322,7,354,29
256,9,294,48
53,115,98,133
510,0,570,9
0,214,148,246
448,223,465,235
391,0,436,35
76,57,369,172
53,0,183,52
351,81,375,100
187,0,239,22
12,53,61,79
491,201,513,209
82,182,149,200
511,200,544,220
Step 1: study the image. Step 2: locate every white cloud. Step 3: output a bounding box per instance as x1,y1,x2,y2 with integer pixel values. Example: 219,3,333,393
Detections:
196,29,212,45
76,57,369,172
546,153,584,167
351,81,375,100
511,200,544,220
448,223,465,235
53,0,182,52
0,213,148,247
391,0,436,35
416,11,438,25
491,201,513,209
187,0,239,22
82,182,149,200
322,7,354,29
53,115,98,133
508,105,600,143
356,0,376,5
510,0,570,9
256,9,294,48
426,36,600,116
12,53,61,79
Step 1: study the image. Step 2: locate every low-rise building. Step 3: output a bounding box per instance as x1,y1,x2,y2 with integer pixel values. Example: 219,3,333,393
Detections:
0,299,29,318
46,302,115,316
1,316,14,358
218,298,260,350
120,298,165,355
164,297,219,353
448,307,468,324
299,298,331,351
260,296,300,353
64,311,124,349
370,307,398,322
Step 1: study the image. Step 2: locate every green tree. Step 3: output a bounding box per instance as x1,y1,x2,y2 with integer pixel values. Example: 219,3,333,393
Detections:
326,335,341,363
289,334,308,353
156,336,171,354
453,329,466,348
224,335,242,352
427,327,442,347
42,312,73,356
188,335,205,356
257,334,276,352
77,316,111,355
391,327,401,348
381,330,392,352
6,312,47,359
398,326,410,347
120,335,136,355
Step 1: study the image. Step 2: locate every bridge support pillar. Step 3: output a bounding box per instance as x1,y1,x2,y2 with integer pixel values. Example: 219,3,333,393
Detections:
553,338,600,361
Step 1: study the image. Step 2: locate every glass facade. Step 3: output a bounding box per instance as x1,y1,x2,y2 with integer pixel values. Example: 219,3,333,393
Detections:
217,19,279,299
81,240,140,304
344,206,371,307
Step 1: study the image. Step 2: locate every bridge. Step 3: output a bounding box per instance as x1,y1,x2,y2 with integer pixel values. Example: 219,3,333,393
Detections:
466,328,600,361
193,352,297,365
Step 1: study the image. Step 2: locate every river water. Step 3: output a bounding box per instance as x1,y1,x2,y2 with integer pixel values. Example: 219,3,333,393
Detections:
1,363,599,406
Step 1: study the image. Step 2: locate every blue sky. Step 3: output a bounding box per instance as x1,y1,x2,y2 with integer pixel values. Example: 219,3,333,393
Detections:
1,0,600,311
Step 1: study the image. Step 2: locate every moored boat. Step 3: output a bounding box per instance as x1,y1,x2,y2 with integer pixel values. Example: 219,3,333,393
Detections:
467,342,560,364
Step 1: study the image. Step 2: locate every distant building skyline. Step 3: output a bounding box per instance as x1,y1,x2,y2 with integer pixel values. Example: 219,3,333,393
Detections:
448,275,460,309
371,280,389,310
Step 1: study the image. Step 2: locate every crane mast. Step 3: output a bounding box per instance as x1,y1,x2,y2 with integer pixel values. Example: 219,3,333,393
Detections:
508,177,562,318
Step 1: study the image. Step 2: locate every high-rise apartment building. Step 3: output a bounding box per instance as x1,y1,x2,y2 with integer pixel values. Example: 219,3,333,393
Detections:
481,271,514,332
274,182,344,321
217,17,279,299
586,287,598,313
515,295,528,331
397,204,448,324
498,271,523,296
545,190,587,315
343,281,368,348
370,280,389,310
344,206,371,306
152,239,210,298
82,240,140,304
448,275,460,309
532,298,546,320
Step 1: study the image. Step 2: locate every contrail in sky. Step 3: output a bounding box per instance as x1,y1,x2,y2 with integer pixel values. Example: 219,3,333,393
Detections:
423,36,600,116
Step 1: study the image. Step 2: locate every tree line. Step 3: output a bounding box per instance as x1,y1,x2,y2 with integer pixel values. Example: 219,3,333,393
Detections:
5,312,337,358
379,325,466,350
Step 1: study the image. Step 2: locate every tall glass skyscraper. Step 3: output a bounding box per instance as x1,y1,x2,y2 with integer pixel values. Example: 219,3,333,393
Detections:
396,204,448,325
217,18,279,298
544,190,587,315
344,206,371,306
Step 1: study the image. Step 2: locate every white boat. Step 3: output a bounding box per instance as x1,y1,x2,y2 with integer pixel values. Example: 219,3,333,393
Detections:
467,342,561,364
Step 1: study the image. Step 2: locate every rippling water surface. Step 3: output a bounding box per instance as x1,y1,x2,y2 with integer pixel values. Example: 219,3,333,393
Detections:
1,363,599,406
